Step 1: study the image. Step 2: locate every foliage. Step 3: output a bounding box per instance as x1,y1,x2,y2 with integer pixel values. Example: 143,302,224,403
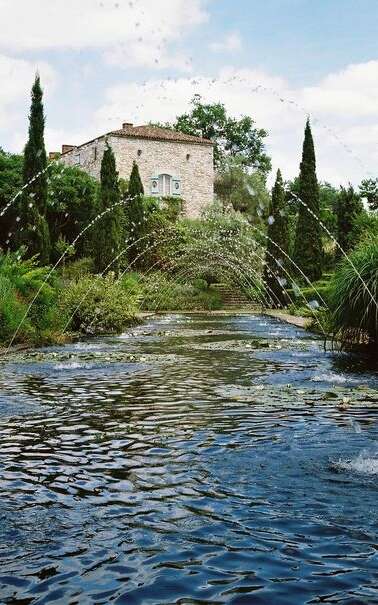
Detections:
126,196,182,270
173,95,271,174
329,236,378,347
0,149,23,252
158,202,266,294
59,273,139,334
359,177,378,211
263,169,290,306
59,257,95,281
94,142,123,273
140,272,222,311
293,119,323,282
18,75,50,264
287,274,333,309
126,161,145,266
128,160,144,198
335,184,363,256
214,156,269,220
285,179,338,255
350,210,378,246
47,162,99,260
0,250,62,344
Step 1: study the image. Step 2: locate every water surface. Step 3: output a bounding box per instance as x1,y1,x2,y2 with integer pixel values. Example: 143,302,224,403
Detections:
1,314,378,604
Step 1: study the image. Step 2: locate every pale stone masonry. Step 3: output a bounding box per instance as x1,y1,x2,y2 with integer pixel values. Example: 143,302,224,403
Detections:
57,123,214,217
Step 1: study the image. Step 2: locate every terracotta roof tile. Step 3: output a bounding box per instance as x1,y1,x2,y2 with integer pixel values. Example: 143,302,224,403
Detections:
111,124,213,145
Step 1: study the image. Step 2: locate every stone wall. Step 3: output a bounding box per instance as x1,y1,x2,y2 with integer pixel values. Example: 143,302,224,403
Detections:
60,135,214,217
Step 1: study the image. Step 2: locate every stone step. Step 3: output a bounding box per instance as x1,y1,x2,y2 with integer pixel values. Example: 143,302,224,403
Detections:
212,284,260,309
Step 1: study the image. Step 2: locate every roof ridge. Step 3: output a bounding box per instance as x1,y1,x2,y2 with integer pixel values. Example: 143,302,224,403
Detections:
110,124,212,145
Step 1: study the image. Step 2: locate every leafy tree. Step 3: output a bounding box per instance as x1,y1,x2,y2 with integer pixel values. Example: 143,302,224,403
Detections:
126,161,145,266
335,184,363,256
46,162,99,261
18,74,51,264
174,95,271,174
287,177,338,266
293,119,323,282
0,149,23,251
359,177,378,211
350,210,378,246
214,157,269,220
263,169,289,306
94,142,123,273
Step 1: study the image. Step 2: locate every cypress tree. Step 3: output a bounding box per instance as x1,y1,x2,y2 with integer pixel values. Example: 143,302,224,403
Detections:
19,74,50,264
336,184,363,256
127,161,145,265
263,169,289,306
293,119,323,282
94,142,123,273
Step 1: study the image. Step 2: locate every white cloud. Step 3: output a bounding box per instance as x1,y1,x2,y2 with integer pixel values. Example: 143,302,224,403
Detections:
92,61,378,185
302,60,378,118
0,54,56,132
209,32,242,53
0,0,207,70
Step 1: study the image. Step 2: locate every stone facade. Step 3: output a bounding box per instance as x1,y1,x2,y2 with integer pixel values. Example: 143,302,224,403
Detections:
58,124,214,217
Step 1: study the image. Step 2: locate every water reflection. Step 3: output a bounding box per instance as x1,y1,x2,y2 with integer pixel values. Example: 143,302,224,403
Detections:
0,314,377,604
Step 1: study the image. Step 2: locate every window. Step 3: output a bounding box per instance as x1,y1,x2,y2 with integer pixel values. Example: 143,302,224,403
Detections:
93,147,97,161
137,149,142,156
151,174,181,196
159,174,171,196
74,153,81,165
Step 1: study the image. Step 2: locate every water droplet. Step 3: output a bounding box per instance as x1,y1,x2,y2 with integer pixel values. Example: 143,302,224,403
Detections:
292,283,301,297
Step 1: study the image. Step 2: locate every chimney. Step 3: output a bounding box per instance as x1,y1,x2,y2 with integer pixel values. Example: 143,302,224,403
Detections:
61,144,76,154
122,122,133,130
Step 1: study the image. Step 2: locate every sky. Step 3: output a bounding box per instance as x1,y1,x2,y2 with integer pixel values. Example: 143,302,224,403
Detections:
0,0,377,186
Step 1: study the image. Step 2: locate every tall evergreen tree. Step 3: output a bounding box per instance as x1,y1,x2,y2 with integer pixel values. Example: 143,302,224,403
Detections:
336,184,363,256
94,142,123,273
127,161,145,265
293,119,323,282
18,74,50,264
263,169,289,306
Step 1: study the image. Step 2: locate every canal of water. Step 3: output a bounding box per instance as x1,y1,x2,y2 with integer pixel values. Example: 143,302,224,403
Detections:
0,314,377,604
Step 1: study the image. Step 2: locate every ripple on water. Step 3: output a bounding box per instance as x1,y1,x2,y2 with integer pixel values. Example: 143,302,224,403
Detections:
0,313,377,604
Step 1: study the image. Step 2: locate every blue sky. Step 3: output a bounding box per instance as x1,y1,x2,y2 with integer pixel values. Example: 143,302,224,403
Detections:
207,0,378,82
0,0,377,185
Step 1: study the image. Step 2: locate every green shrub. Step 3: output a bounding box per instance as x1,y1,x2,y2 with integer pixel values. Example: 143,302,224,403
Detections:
140,272,222,311
60,273,139,334
329,235,378,347
0,251,62,345
61,257,95,280
0,275,35,343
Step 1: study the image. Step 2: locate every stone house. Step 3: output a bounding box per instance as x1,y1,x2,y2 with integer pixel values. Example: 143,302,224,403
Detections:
57,123,214,217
